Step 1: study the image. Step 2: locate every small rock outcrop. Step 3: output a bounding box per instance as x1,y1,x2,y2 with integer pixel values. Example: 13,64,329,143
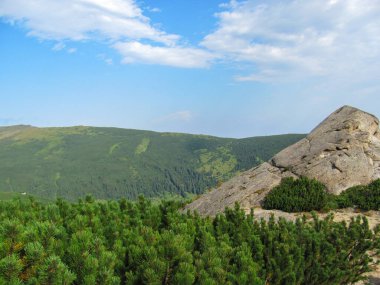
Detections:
184,106,380,216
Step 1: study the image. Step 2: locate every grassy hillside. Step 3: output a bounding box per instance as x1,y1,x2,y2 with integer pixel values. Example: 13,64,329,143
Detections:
0,125,304,200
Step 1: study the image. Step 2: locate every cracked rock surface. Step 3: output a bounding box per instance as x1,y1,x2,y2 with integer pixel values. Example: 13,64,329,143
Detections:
184,106,380,216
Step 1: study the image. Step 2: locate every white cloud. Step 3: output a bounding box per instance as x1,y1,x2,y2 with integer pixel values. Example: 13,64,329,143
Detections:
202,0,380,82
52,42,65,51
114,42,215,68
2,0,379,76
52,42,77,53
0,0,175,43
0,0,212,68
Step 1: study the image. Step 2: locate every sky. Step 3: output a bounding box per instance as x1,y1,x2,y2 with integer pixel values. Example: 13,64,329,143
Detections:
0,0,379,138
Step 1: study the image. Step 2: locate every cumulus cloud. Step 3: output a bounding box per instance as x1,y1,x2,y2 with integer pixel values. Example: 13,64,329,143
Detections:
0,0,211,68
0,0,174,43
2,0,379,74
202,0,380,82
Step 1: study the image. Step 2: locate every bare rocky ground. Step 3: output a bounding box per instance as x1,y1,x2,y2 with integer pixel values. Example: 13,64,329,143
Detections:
251,207,380,229
251,207,380,285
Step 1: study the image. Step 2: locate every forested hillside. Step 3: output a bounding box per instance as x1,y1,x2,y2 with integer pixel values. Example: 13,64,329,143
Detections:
0,197,377,284
0,125,304,201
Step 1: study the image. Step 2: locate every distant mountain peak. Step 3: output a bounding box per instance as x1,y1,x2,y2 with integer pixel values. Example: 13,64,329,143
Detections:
185,106,380,216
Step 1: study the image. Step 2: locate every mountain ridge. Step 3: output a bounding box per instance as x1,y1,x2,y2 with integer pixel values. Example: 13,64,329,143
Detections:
0,125,304,201
0,124,298,140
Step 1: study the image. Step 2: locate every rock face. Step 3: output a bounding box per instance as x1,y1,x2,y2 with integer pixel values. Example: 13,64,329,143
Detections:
184,106,380,216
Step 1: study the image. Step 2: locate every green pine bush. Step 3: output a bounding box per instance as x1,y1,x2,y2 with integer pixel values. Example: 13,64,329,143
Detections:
0,196,377,284
335,179,380,210
262,177,328,212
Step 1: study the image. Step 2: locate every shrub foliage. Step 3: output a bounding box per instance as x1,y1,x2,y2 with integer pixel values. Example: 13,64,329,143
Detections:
263,177,380,212
262,177,328,212
335,179,380,210
0,197,378,284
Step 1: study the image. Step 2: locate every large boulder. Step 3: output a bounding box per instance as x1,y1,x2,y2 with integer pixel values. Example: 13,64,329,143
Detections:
184,106,380,216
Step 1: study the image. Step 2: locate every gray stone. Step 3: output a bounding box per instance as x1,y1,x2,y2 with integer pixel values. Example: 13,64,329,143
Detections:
184,106,380,216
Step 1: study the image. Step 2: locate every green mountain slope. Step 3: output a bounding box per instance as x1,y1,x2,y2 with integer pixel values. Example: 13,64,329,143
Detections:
0,125,305,200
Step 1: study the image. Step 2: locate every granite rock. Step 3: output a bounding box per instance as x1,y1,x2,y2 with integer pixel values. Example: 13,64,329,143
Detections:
184,106,380,216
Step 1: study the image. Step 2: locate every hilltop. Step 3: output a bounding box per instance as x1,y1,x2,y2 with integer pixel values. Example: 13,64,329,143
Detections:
0,125,303,201
185,106,380,216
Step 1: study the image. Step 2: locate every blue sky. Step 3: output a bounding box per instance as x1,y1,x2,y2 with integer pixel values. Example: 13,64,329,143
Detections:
1,0,379,138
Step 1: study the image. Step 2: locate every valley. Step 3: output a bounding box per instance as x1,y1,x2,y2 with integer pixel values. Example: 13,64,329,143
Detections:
0,125,303,201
